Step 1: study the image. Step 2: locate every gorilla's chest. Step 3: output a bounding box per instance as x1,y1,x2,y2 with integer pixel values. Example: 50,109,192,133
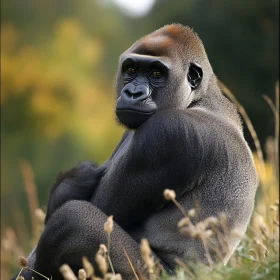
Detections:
111,132,134,164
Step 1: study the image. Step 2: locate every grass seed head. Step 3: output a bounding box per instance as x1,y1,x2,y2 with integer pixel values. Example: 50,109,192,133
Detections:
18,256,28,268
98,244,108,256
112,274,122,280
178,217,192,228
78,268,87,280
95,253,108,275
59,264,77,280
104,273,123,280
204,216,219,226
82,256,94,277
140,238,151,257
188,209,196,217
204,229,213,238
35,208,46,222
196,222,206,232
163,189,176,200
104,273,114,280
230,229,243,239
140,238,155,273
190,228,202,239
104,216,114,235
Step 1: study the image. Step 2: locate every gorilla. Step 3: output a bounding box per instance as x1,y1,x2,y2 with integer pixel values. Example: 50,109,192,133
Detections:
14,24,258,279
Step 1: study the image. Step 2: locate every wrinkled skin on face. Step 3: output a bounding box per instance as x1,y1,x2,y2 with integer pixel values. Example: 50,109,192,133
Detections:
115,55,162,128
115,26,206,129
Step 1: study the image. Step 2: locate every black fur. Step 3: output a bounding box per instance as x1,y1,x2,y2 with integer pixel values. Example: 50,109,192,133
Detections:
45,161,106,223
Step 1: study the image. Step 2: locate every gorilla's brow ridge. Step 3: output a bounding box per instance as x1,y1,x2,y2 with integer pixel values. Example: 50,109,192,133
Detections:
121,54,170,70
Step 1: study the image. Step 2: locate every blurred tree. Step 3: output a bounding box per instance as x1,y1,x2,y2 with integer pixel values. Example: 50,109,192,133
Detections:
1,3,131,272
0,16,124,232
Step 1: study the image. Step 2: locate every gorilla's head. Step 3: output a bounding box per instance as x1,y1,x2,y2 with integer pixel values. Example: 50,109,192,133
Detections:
115,24,213,129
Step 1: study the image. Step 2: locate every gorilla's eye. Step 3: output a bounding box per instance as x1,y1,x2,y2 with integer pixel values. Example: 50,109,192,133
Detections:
152,71,162,77
127,68,136,74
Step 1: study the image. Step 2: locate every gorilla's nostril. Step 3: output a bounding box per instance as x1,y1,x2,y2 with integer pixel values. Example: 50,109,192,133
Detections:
124,90,133,98
133,92,143,99
124,89,144,99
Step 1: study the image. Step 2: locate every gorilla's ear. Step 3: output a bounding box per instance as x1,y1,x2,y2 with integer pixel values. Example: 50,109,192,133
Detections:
187,62,203,90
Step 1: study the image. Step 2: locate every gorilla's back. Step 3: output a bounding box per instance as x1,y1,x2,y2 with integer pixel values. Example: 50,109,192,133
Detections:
130,100,258,269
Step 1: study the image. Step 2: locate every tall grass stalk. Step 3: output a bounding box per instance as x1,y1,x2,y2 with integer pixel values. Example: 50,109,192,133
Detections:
218,80,266,185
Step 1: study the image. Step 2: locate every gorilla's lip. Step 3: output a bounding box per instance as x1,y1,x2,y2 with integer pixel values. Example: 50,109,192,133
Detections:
116,103,157,114
115,108,156,114
115,108,157,129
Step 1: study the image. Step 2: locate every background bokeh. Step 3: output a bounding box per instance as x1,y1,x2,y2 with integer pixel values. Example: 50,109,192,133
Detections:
1,0,279,277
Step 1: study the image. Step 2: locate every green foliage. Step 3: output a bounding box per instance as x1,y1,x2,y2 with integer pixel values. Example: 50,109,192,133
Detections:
1,18,124,231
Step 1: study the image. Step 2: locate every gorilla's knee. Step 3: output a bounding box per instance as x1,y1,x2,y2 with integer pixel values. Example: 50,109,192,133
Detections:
41,200,108,249
35,200,144,279
34,201,107,278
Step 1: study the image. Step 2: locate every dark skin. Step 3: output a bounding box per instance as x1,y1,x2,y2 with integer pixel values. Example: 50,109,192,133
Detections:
115,55,164,128
13,24,258,280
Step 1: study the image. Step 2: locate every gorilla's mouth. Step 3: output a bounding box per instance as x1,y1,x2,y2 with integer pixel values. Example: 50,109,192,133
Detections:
116,108,156,129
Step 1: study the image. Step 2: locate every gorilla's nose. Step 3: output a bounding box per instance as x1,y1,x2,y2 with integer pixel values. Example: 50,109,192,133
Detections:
122,84,150,104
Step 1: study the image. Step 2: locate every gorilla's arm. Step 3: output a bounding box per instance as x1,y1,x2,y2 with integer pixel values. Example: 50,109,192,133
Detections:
92,108,222,229
45,161,106,223
45,131,132,223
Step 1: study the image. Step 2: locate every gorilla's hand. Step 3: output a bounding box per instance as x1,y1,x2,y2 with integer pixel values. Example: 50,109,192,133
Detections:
45,161,106,223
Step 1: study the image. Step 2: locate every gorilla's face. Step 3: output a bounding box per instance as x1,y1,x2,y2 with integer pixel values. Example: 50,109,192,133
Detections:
115,54,169,129
115,51,203,130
